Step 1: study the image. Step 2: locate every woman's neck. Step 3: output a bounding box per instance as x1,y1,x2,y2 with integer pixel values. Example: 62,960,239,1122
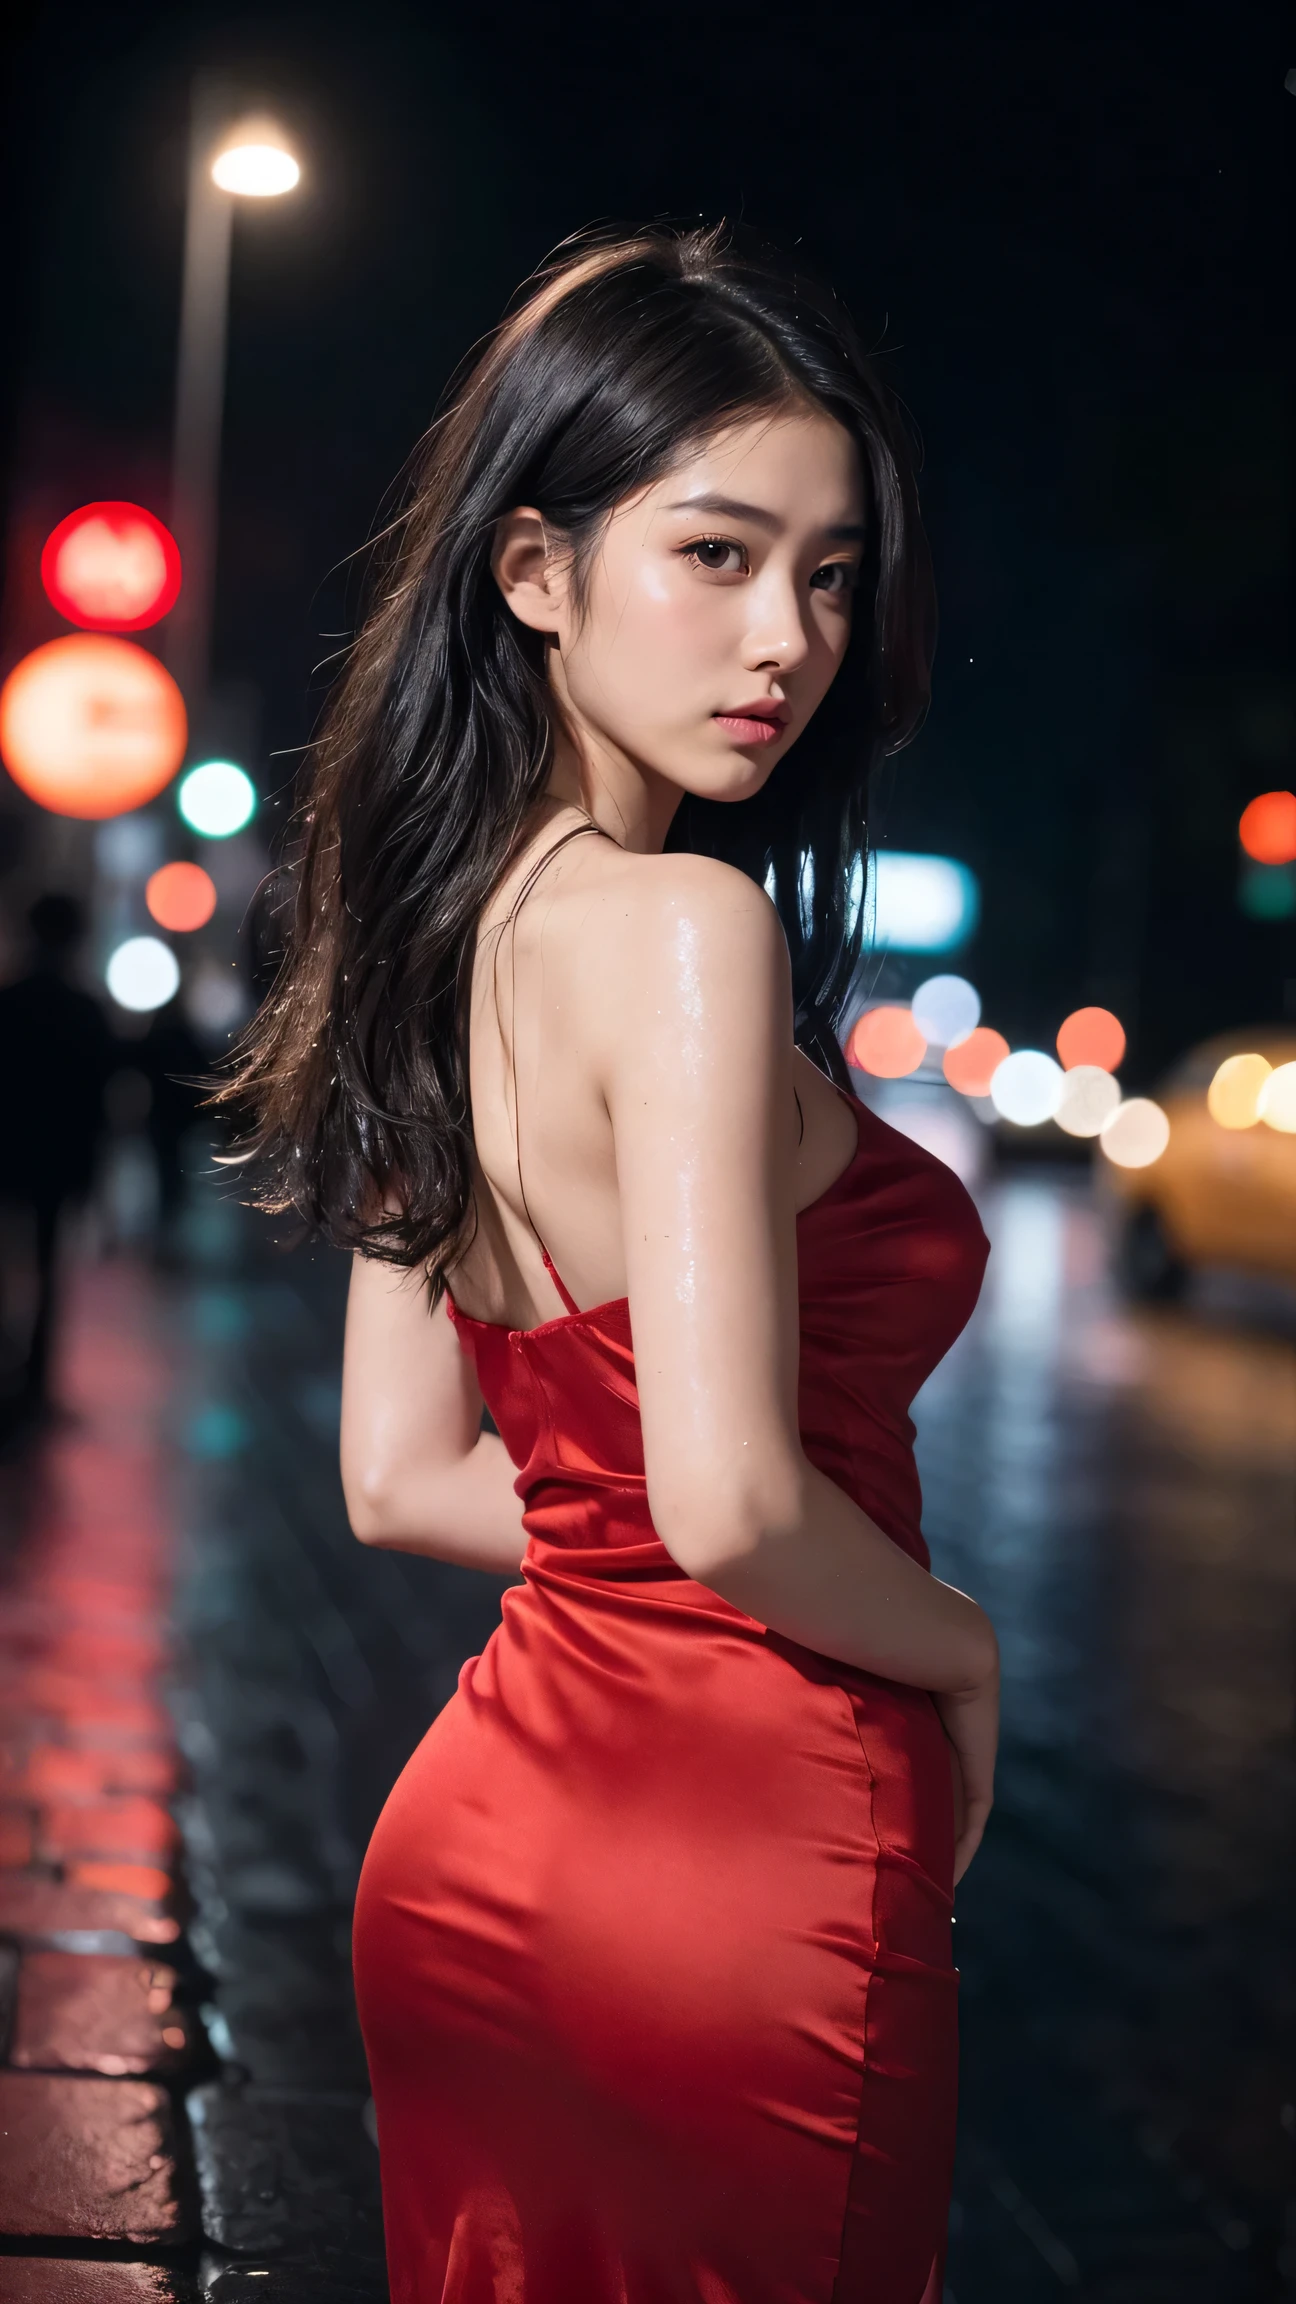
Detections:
542,712,682,857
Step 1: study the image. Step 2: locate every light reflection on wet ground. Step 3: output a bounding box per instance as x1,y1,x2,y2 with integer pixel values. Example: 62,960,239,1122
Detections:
917,1173,1296,2301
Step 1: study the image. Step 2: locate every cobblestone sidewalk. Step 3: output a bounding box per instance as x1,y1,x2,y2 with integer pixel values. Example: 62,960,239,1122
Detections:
0,1253,385,2301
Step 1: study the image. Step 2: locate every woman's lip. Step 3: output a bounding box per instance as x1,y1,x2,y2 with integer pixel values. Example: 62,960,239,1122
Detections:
713,712,786,745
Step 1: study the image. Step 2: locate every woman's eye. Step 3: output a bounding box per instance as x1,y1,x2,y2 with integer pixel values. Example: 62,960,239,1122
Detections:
685,537,748,575
809,561,856,596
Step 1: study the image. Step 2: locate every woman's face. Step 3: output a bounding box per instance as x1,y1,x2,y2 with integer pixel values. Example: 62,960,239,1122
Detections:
497,406,866,811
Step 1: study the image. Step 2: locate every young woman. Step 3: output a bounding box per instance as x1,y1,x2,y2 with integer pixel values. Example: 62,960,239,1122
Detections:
227,227,998,2304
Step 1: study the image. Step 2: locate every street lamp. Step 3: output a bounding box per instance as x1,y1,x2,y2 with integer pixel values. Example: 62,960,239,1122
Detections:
165,79,300,745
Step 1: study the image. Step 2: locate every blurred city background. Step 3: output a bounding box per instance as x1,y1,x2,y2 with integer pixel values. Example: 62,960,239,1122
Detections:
0,5,1292,2300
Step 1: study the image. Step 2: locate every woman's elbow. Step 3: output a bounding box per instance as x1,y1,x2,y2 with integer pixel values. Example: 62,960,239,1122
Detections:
342,1459,396,1547
651,1466,803,1586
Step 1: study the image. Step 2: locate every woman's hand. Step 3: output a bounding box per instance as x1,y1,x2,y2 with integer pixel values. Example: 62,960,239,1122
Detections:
936,1663,999,1885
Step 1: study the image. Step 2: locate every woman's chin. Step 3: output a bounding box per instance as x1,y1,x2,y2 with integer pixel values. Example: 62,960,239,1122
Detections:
674,748,783,808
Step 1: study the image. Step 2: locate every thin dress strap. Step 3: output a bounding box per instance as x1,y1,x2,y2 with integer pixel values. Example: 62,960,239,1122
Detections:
501,819,613,1317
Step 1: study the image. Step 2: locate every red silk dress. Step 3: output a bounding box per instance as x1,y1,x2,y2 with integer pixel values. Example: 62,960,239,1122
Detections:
353,1095,989,2303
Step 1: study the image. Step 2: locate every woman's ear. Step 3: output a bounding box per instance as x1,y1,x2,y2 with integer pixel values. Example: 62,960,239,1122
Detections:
491,507,569,634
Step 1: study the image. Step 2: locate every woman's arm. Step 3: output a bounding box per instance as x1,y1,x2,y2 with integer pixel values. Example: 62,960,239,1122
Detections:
595,853,999,1706
340,1253,527,1572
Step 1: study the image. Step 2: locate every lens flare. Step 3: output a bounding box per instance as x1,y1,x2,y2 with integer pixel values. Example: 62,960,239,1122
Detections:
1100,1098,1170,1168
846,1006,927,1078
942,1027,1009,1097
1207,1053,1271,1130
988,1050,1065,1126
1056,1006,1126,1072
1055,1065,1121,1138
146,861,217,933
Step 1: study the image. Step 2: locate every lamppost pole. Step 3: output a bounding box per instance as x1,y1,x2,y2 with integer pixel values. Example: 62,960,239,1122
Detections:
164,77,299,757
165,74,235,748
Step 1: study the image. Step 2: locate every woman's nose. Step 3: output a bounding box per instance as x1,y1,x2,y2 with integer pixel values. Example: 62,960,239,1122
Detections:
741,574,812,675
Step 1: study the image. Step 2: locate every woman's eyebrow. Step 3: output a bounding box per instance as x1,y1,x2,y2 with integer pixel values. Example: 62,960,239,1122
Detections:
666,491,865,542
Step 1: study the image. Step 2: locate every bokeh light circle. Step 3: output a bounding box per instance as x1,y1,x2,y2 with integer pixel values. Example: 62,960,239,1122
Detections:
1056,1006,1126,1072
177,760,256,838
911,974,980,1049
989,1049,1065,1126
1207,1052,1272,1130
942,1027,1010,1097
1238,791,1296,866
846,1006,927,1079
1100,1098,1170,1169
0,637,187,819
106,935,180,1013
1055,1065,1121,1138
1258,1061,1296,1133
146,861,217,933
41,503,181,632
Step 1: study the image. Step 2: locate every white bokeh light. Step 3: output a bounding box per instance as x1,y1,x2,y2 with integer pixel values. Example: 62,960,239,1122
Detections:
178,760,256,839
873,853,980,953
1100,1098,1171,1168
911,974,981,1049
1258,1060,1296,1133
989,1049,1065,1127
1055,1064,1121,1139
106,935,180,1013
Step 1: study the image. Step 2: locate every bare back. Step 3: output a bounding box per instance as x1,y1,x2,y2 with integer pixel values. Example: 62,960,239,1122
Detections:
447,806,860,1332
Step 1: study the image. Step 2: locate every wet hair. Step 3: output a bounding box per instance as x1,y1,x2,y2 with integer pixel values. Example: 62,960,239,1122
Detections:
218,223,935,1288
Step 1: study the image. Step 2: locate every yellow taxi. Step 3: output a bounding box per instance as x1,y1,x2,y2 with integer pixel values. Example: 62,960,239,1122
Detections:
1106,1029,1296,1296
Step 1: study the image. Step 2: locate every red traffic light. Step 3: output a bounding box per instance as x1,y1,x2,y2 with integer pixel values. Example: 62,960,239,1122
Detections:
41,502,182,633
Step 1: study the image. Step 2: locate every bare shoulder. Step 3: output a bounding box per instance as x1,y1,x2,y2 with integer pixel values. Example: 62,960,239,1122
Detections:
573,846,789,988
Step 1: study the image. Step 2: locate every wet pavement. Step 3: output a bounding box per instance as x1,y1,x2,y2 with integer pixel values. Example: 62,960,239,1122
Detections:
0,1161,1292,2300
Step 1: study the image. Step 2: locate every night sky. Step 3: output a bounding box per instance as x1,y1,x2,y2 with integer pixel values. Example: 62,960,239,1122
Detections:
5,1,1293,1079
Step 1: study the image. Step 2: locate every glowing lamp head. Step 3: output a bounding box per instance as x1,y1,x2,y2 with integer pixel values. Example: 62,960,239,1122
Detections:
177,761,256,838
846,1005,927,1079
0,636,187,819
146,861,218,933
41,503,181,632
1238,790,1296,867
212,119,300,197
106,935,180,1014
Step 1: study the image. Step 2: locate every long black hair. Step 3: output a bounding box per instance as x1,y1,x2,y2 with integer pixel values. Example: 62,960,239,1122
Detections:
218,224,935,1291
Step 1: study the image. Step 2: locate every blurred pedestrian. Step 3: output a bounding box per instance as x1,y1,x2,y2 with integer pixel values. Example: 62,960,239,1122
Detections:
0,892,114,1426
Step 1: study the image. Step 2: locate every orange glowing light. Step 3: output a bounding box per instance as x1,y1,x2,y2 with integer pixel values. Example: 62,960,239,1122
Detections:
146,861,217,932
1238,790,1296,866
1056,1005,1126,1073
41,502,181,632
846,1006,927,1078
942,1026,1010,1097
0,635,187,819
